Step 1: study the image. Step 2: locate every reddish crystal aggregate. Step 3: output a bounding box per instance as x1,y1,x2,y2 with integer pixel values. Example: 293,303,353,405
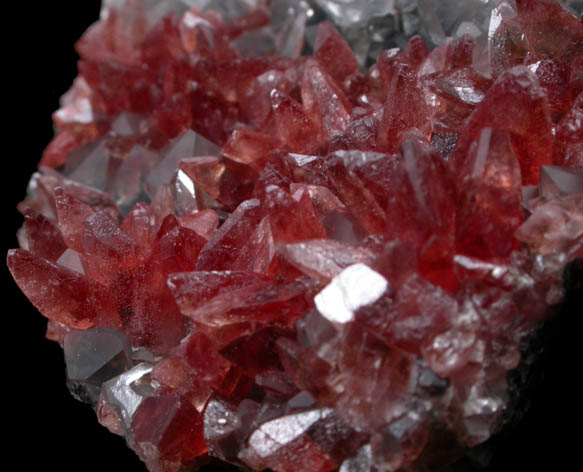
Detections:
7,1,583,471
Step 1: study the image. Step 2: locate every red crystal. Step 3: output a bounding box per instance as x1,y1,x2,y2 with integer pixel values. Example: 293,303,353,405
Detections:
8,1,583,472
8,249,121,330
131,388,207,467
313,21,359,84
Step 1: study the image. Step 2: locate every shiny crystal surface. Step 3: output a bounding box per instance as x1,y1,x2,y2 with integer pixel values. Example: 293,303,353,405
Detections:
7,0,583,471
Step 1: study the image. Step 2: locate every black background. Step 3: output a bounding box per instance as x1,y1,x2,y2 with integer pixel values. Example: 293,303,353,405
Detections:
3,1,580,471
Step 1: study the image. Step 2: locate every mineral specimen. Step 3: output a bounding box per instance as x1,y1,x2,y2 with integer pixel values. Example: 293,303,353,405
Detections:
7,0,583,471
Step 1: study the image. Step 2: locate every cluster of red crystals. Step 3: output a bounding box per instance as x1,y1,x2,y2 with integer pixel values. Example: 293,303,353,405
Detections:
7,1,583,471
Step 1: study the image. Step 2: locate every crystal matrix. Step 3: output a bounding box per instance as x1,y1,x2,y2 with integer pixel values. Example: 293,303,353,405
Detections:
7,1,583,471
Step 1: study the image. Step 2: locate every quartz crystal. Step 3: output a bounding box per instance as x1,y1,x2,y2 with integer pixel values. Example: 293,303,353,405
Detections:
7,0,583,471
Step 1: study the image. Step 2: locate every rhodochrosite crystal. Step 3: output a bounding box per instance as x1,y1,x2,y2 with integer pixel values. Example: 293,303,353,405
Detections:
8,0,583,471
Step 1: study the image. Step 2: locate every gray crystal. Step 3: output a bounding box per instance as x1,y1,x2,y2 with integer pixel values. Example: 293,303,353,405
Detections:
204,397,241,443
65,140,110,192
456,20,483,39
340,444,374,472
313,0,396,28
539,166,583,198
255,370,298,396
114,144,157,214
56,249,85,275
296,309,337,346
146,130,220,196
286,390,317,411
416,0,446,45
16,226,29,252
101,0,199,28
246,408,334,459
21,175,49,221
64,328,133,404
131,346,158,364
101,363,156,434
236,0,310,57
110,112,146,137
563,0,583,14
415,361,450,396
104,0,583,70
197,0,260,20
276,5,308,57
235,28,277,56
460,389,506,446
300,0,580,69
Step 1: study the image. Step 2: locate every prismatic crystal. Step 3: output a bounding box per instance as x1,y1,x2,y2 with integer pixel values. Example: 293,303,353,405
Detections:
7,1,583,471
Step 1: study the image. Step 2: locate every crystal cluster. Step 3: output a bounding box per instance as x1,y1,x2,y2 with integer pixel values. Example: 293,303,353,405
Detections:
310,0,583,66
7,0,583,471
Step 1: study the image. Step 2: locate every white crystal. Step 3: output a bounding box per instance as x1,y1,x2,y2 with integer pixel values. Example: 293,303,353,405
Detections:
315,263,388,324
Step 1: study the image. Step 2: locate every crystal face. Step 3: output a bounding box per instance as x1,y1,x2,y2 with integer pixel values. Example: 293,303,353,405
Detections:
7,1,583,472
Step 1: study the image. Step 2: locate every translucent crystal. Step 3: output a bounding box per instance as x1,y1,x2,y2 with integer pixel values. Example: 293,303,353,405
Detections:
236,0,311,57
64,328,133,403
66,140,110,191
146,130,221,196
